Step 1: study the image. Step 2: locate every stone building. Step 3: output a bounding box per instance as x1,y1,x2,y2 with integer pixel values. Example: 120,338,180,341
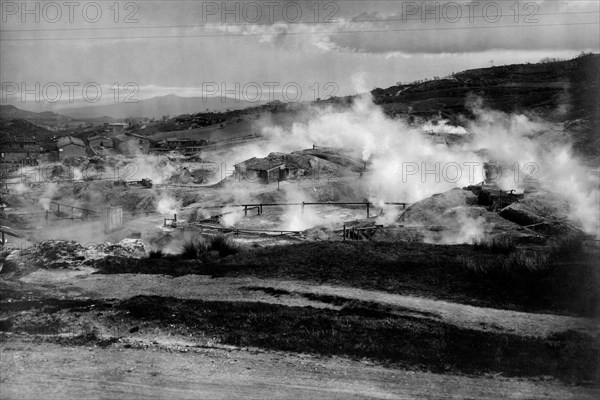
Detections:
56,136,88,161
113,133,151,155
0,136,41,165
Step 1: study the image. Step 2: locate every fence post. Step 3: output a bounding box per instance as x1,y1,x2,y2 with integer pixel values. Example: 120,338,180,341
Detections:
343,224,346,241
366,203,370,218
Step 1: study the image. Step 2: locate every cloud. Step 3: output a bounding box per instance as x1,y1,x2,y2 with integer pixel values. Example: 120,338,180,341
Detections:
205,1,599,55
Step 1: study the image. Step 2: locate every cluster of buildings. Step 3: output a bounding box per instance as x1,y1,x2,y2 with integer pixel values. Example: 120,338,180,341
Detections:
0,122,152,165
1,118,235,170
1,136,41,165
1,121,216,167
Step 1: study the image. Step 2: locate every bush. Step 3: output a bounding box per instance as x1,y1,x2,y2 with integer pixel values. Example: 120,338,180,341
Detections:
148,249,164,259
549,235,587,260
473,236,516,254
179,235,238,259
181,238,208,259
459,248,549,273
209,234,239,257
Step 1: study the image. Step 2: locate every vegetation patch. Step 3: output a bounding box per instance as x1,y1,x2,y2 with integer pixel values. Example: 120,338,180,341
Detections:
95,239,599,316
117,295,600,384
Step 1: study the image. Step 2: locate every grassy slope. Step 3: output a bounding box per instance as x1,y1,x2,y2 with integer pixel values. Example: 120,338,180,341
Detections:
1,294,597,384
95,240,600,317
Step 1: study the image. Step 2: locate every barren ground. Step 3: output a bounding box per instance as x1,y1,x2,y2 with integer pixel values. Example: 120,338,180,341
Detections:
3,338,599,400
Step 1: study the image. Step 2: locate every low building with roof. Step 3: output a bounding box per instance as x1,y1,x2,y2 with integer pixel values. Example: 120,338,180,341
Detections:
112,133,151,155
87,135,114,151
0,136,41,165
234,156,299,184
104,122,129,135
56,136,88,161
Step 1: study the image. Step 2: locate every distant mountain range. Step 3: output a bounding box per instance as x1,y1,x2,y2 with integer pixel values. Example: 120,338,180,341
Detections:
1,94,264,122
0,104,113,130
55,94,264,120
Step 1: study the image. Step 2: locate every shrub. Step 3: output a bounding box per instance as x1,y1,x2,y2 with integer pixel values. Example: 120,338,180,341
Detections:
209,234,239,257
473,236,516,254
148,249,164,259
459,248,549,274
549,235,587,260
504,249,549,271
181,238,208,259
179,235,238,259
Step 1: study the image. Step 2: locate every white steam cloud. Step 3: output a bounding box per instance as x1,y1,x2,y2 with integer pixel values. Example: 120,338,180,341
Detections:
240,93,599,236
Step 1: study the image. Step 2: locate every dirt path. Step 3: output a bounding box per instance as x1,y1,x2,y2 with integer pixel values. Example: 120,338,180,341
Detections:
2,338,597,400
13,269,599,337
252,281,600,337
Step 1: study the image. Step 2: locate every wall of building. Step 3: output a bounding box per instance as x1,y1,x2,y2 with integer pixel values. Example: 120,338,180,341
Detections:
88,138,113,149
1,152,38,162
115,138,150,155
234,166,301,184
2,142,39,152
58,144,87,161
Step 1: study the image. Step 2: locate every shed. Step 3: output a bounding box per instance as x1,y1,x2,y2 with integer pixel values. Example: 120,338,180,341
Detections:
234,157,298,184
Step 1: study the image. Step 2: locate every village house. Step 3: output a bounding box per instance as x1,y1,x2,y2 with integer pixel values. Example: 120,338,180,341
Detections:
56,136,88,161
0,136,41,165
104,122,129,136
113,133,151,155
87,135,114,151
234,157,300,184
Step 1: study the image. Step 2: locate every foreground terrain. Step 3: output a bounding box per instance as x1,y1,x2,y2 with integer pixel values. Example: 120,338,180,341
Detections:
1,237,599,399
3,337,598,400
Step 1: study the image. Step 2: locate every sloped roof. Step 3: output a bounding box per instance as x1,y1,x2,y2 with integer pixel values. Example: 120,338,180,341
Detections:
113,133,151,143
2,136,38,143
87,135,112,141
57,136,86,147
236,157,285,171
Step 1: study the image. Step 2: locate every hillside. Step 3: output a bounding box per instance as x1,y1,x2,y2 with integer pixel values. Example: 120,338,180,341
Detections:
372,54,598,118
57,94,266,120
370,54,600,156
0,119,54,143
137,54,599,156
0,105,113,131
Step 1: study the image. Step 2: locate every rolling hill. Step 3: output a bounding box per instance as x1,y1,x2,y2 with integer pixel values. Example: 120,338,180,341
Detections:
56,94,265,120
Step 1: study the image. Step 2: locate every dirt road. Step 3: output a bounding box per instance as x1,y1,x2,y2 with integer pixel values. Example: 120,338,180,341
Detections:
2,338,597,400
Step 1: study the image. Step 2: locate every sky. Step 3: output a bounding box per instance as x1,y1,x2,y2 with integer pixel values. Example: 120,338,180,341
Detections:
0,0,598,111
